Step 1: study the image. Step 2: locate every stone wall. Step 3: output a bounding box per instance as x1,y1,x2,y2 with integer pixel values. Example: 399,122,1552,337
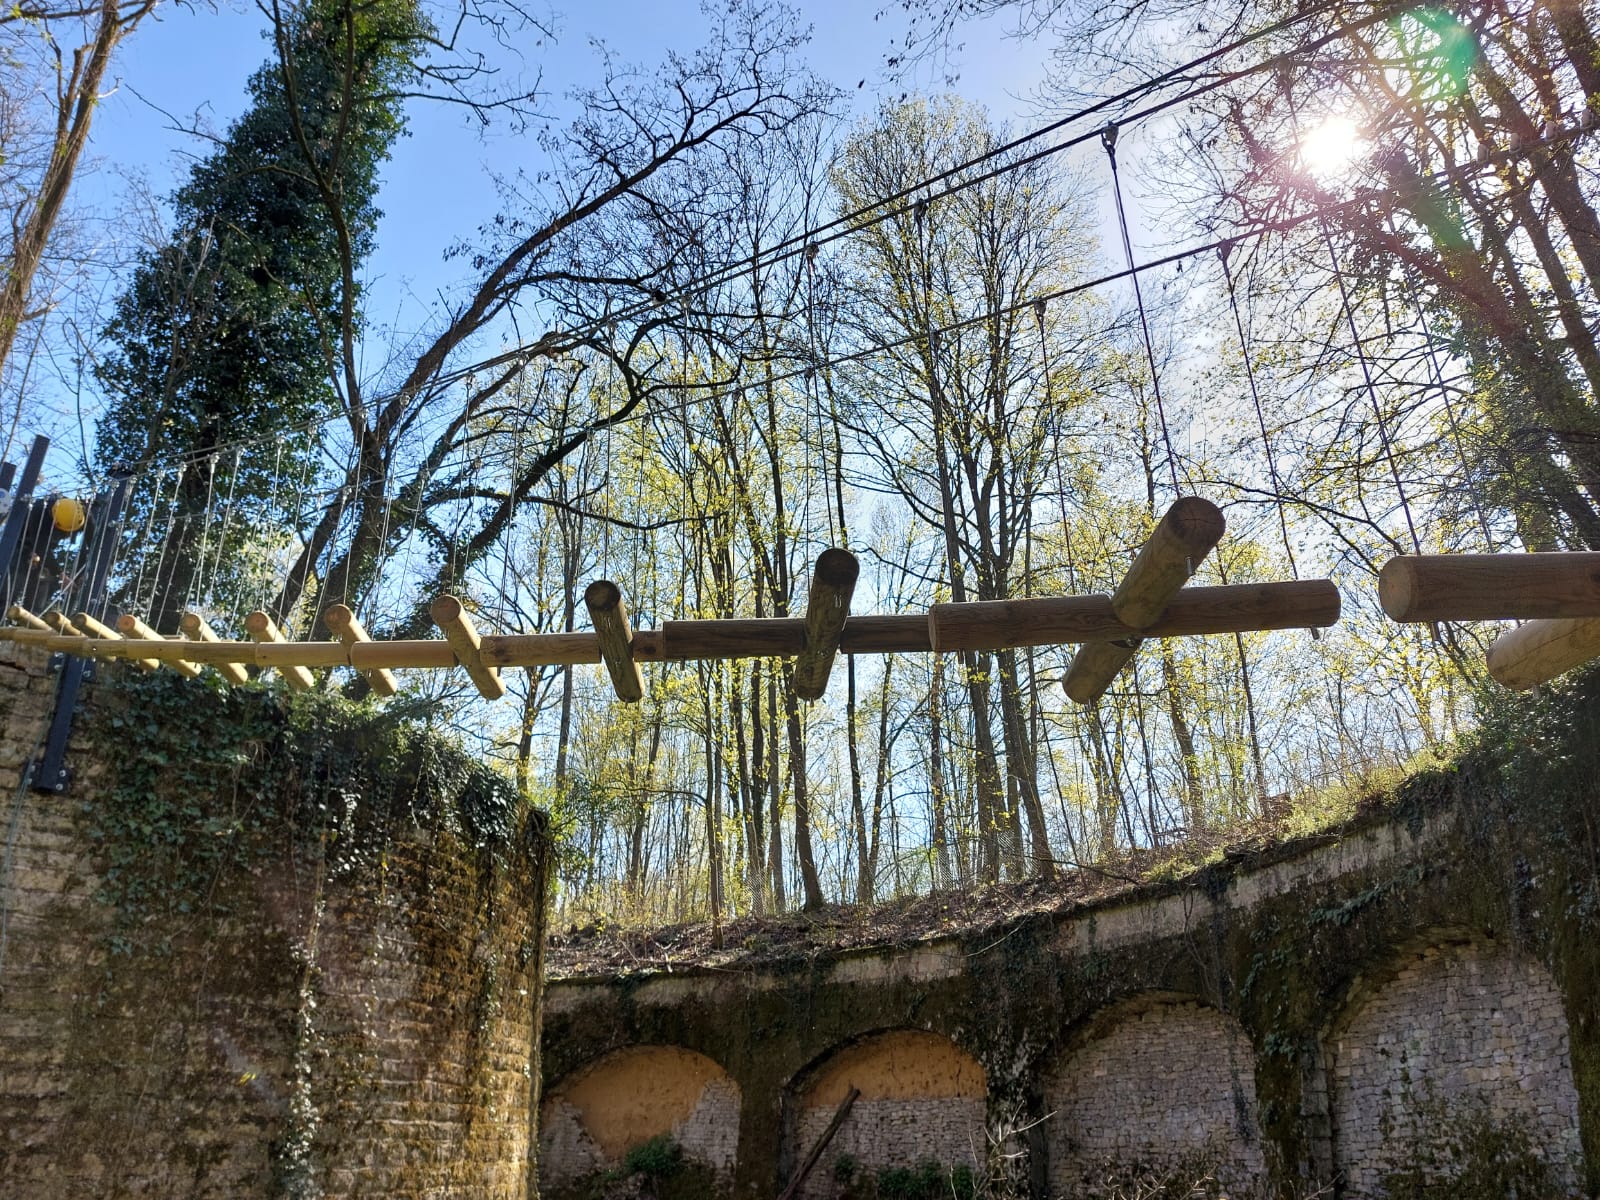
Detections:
542,679,1600,1199
790,1030,986,1198
1043,998,1265,1196
539,1045,741,1196
0,646,549,1199
1330,939,1584,1196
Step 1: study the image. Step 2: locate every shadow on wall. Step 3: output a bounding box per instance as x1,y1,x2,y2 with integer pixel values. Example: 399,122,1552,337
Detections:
1042,993,1266,1198
783,1029,988,1200
539,1045,741,1198
1329,936,1585,1198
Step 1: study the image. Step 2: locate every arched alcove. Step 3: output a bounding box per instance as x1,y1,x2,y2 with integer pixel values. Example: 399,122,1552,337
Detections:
1043,995,1265,1196
785,1029,987,1199
1328,938,1583,1196
539,1044,740,1196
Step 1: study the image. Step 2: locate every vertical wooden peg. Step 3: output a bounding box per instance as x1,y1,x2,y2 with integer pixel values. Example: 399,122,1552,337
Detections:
324,604,398,698
793,548,859,700
181,612,250,686
430,596,506,700
585,581,645,703
244,610,316,691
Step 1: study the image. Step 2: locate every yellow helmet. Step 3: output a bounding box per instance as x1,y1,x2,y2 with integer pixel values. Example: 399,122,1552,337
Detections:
53,496,87,534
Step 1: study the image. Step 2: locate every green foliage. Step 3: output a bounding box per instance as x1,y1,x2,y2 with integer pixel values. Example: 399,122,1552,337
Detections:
1379,1097,1557,1199
621,1134,685,1180
862,1160,977,1200
93,0,426,622
88,668,520,941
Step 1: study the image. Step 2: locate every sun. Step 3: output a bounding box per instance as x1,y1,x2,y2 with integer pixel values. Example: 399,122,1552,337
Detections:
1298,116,1367,181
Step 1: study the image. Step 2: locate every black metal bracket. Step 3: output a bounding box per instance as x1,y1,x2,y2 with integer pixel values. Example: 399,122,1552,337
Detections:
30,471,129,795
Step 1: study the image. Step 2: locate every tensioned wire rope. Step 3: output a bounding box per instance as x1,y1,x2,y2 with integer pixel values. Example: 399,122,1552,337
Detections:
47,0,1434,494
61,126,1566,616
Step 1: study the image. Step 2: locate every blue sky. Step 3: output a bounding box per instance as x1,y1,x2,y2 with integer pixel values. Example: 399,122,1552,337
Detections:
79,0,1053,362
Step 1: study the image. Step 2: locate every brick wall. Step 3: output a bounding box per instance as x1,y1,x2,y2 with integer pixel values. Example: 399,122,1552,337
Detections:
0,647,547,1199
539,1045,741,1196
1043,999,1265,1196
1330,939,1584,1195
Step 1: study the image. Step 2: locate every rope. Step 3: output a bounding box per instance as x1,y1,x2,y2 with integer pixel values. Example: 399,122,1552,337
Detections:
1103,124,1181,498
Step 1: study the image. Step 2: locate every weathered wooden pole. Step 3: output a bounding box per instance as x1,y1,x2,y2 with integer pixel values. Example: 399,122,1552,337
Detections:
930,580,1340,654
244,611,316,691
76,610,156,671
793,549,860,700
323,604,398,698
430,595,506,700
119,613,203,680
1063,497,1227,703
585,581,644,703
180,612,249,686
1486,618,1600,691
1380,552,1600,622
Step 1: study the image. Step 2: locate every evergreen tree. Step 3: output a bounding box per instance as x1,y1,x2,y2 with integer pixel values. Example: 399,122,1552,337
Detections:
94,0,421,629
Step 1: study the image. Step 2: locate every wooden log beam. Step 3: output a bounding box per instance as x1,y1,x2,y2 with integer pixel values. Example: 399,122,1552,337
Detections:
1379,552,1600,623
75,611,157,672
323,604,398,698
1485,618,1600,691
585,581,643,703
930,580,1341,654
430,595,506,700
793,549,859,700
1063,497,1226,704
118,614,203,679
42,610,85,638
7,604,51,632
481,632,601,668
180,612,249,686
245,611,316,692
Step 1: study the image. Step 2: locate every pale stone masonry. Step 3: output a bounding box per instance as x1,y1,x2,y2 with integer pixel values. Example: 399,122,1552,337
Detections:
1331,939,1584,1195
1044,999,1266,1195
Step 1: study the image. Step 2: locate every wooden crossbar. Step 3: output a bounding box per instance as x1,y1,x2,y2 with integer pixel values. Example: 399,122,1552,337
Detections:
119,614,202,679
2,580,1341,697
324,604,397,697
181,612,249,686
1063,497,1226,704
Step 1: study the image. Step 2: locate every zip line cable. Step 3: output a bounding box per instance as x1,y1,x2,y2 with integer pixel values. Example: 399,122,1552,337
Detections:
42,0,1429,492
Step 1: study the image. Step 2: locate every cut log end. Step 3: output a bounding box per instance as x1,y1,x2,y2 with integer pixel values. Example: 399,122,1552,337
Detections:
584,580,623,613
1165,495,1227,549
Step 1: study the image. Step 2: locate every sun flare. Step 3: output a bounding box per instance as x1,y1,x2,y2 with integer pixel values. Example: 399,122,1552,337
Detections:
1299,115,1367,181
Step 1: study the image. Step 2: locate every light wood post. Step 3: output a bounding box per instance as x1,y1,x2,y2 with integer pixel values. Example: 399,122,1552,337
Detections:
42,611,85,638
118,613,203,679
1380,552,1600,622
929,581,1341,653
793,549,859,700
324,604,398,697
1062,497,1226,703
181,612,250,686
1486,618,1600,691
585,581,644,703
7,604,51,632
245,611,316,691
430,596,506,700
77,610,157,671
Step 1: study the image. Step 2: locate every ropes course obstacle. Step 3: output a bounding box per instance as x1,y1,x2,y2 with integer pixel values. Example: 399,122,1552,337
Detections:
1380,554,1600,690
1,496,1343,704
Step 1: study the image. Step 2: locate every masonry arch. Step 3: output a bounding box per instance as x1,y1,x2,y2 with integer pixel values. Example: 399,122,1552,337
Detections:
781,1027,988,1199
1327,935,1584,1196
1042,991,1265,1196
538,1044,740,1197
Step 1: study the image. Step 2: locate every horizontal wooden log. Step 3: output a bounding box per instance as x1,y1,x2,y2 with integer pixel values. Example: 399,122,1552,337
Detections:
480,632,601,668
431,595,506,700
245,611,316,691
323,604,397,698
930,580,1341,653
794,548,859,700
1379,552,1600,622
350,639,456,670
181,612,249,686
1485,617,1600,691
585,581,644,703
118,613,203,679
838,614,933,654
